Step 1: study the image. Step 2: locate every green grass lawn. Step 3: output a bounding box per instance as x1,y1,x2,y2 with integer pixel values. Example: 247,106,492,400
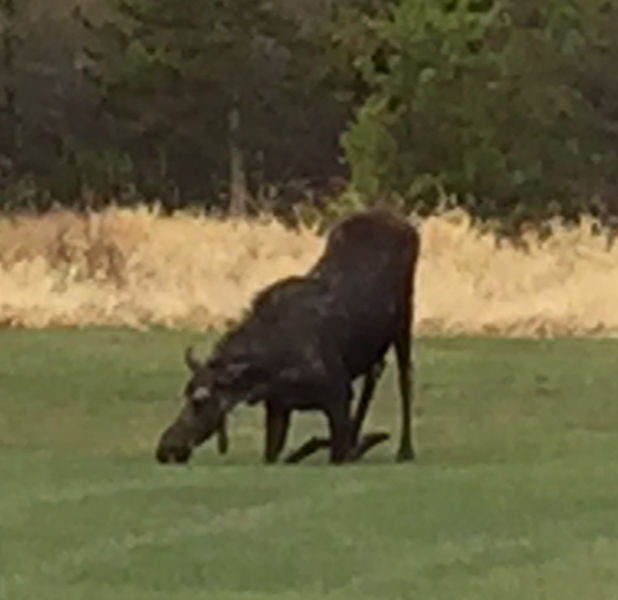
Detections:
1,329,618,599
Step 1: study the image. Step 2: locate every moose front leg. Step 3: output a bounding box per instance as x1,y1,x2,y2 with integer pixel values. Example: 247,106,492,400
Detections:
347,431,390,461
263,404,290,464
284,430,390,464
217,416,229,455
284,436,331,464
325,400,353,464
327,401,391,464
284,363,387,464
282,404,347,464
284,383,353,464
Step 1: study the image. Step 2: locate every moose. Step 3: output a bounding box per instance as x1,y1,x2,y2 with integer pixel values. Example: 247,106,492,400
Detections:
155,209,420,465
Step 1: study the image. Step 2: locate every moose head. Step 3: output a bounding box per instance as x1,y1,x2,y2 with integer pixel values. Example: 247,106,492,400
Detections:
155,345,263,464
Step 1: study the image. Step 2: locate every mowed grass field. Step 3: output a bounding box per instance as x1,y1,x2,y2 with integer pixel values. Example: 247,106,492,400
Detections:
1,330,618,599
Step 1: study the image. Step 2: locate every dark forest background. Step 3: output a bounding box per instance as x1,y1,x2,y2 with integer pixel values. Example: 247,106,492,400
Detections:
3,0,618,234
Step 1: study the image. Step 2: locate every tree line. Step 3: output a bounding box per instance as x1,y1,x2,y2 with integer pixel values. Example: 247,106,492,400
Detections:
2,0,618,234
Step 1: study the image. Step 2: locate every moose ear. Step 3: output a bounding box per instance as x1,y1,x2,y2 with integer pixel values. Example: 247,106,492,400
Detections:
184,346,202,373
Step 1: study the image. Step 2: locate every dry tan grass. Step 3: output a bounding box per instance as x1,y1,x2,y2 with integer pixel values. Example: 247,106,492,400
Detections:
0,206,616,336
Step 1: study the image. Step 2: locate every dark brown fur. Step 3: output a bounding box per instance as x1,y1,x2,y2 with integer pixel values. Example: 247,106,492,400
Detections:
155,210,420,464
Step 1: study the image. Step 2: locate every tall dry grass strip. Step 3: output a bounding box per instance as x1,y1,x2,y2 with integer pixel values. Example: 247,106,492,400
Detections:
0,206,616,336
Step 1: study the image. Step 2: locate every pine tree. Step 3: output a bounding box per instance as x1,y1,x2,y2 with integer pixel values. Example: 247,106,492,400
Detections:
0,0,20,160
80,0,313,212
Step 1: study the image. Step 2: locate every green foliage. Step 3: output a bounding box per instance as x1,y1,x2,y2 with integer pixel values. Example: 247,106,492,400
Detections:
340,0,618,228
3,0,618,229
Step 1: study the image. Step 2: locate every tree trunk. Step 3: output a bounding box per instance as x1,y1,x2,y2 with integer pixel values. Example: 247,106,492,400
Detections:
228,103,248,216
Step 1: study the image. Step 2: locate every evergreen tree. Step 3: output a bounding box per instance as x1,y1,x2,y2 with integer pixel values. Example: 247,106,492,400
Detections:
80,0,334,212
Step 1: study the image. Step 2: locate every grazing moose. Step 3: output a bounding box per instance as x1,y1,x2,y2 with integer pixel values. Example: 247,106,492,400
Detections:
155,210,420,465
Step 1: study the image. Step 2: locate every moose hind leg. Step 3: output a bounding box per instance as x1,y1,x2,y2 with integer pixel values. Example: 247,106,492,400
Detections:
395,328,415,461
